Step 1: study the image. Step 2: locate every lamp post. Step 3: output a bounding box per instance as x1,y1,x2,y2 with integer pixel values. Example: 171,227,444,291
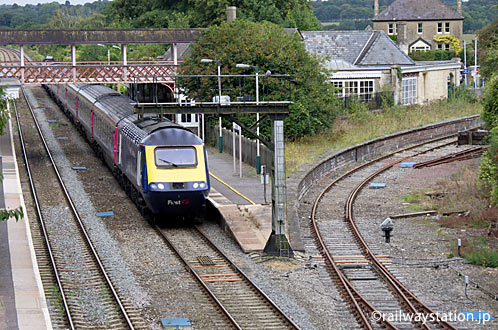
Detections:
97,44,121,65
236,63,261,174
201,58,223,152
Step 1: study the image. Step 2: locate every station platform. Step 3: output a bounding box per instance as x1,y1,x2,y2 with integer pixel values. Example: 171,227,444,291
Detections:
206,147,273,253
0,118,51,330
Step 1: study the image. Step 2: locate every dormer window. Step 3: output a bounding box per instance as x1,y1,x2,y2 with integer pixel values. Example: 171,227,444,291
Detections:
418,23,423,34
445,22,450,33
437,22,443,33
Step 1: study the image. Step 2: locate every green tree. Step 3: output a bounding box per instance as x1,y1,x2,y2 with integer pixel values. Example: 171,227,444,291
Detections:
480,75,498,205
482,75,498,129
179,19,338,140
476,19,498,79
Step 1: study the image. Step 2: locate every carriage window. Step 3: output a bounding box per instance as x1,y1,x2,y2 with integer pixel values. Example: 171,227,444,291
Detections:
155,147,197,168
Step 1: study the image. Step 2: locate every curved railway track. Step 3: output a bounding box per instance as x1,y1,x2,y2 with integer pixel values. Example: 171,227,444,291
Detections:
0,46,21,63
13,86,146,329
156,225,299,330
310,136,465,330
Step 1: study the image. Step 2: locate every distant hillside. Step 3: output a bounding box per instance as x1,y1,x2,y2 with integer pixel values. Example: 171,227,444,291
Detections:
0,1,109,29
312,0,498,33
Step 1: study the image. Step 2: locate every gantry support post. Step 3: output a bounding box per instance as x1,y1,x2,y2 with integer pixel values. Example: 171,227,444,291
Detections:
20,45,24,84
264,115,293,257
71,44,76,83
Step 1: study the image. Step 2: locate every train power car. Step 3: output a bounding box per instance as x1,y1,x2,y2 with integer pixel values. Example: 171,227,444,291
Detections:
44,83,210,222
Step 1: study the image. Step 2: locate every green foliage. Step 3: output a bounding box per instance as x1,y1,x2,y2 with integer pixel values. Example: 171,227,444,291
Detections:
464,247,498,268
476,19,498,78
480,126,498,205
0,1,109,29
409,50,457,61
388,34,397,43
448,84,478,103
482,75,498,128
179,20,338,140
0,207,23,222
107,0,319,30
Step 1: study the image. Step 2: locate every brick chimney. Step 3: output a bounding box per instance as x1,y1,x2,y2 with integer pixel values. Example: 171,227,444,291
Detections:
457,0,462,15
374,0,379,17
227,6,236,22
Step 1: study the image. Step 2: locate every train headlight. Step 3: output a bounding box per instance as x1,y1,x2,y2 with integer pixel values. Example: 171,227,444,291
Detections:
150,183,157,190
158,183,165,190
193,182,199,189
200,182,206,189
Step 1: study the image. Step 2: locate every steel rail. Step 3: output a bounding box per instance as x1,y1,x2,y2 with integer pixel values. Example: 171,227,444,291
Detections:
310,134,459,330
413,146,484,168
12,98,75,329
18,86,135,329
345,142,461,330
194,226,300,329
154,226,243,330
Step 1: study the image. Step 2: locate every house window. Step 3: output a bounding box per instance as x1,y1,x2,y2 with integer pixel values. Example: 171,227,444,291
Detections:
402,77,417,105
358,81,374,101
333,80,375,101
410,45,430,52
445,43,450,50
437,22,443,33
437,43,443,50
388,23,394,35
333,81,344,97
417,23,423,34
445,22,450,33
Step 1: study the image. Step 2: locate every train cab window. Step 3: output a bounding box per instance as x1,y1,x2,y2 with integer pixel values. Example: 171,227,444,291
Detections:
155,147,197,168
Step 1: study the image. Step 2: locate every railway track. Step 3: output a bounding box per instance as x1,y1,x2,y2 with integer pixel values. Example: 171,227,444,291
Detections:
156,225,299,330
0,46,21,63
310,136,467,330
13,86,146,329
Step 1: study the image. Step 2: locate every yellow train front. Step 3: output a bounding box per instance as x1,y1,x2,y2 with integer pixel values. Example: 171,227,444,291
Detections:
139,127,210,216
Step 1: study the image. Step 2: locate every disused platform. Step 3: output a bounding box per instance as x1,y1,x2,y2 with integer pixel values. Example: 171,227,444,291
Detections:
0,118,51,330
206,147,273,253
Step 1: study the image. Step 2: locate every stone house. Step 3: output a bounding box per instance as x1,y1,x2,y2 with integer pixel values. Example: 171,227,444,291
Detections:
302,30,461,106
372,0,464,54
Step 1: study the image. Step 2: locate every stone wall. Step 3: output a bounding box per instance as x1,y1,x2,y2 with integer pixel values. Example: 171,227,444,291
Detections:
286,115,482,252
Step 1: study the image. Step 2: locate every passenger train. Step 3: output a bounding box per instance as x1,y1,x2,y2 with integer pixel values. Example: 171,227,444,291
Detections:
44,83,210,222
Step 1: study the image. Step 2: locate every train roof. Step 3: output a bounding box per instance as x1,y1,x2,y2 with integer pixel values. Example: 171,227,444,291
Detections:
68,84,196,145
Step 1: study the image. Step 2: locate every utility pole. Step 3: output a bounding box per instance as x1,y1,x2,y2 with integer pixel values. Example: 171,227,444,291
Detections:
474,38,478,89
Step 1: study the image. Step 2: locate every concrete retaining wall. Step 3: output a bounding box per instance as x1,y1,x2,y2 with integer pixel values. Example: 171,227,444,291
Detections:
286,115,482,252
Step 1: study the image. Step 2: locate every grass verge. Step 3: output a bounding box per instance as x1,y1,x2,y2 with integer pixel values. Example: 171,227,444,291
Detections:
286,98,481,174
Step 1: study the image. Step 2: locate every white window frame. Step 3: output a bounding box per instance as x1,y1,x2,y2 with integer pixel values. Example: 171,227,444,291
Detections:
437,22,443,34
402,77,417,105
388,23,394,35
332,79,375,101
417,23,423,34
445,22,450,33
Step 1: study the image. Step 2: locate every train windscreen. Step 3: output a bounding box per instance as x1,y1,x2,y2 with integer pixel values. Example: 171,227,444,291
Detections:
155,147,198,168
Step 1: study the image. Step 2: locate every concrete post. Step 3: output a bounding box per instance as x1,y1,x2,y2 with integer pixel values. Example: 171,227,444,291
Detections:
71,44,76,82
122,44,128,83
20,45,24,84
173,43,178,66
391,67,402,105
374,0,379,17
264,116,292,256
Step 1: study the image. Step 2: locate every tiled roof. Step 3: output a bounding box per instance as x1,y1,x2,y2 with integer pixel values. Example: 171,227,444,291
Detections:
373,0,464,21
302,31,414,67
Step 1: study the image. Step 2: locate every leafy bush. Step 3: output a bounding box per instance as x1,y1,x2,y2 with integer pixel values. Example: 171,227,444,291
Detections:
409,50,457,61
482,75,498,128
